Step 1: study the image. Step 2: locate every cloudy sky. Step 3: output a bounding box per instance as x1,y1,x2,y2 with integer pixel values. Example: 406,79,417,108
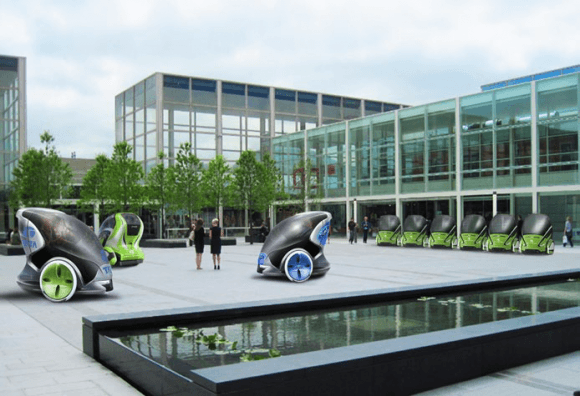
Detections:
2,0,580,158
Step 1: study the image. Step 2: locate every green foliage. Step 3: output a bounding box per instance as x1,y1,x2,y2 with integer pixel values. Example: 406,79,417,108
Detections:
233,150,281,217
78,154,110,214
202,155,232,214
105,142,145,213
145,152,176,237
160,326,282,363
10,131,73,208
173,143,204,219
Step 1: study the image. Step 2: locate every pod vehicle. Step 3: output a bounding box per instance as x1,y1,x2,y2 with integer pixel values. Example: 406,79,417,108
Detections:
257,211,331,282
98,213,144,266
519,214,555,255
399,215,429,247
427,215,457,248
459,214,488,250
485,214,519,252
16,208,113,302
376,215,401,246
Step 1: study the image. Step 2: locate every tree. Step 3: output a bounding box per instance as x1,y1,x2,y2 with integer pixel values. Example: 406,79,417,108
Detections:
106,141,145,213
173,142,204,220
203,155,232,215
79,154,111,215
146,152,176,238
232,150,281,243
10,131,73,208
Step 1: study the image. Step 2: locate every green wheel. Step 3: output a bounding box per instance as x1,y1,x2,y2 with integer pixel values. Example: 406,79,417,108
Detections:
40,258,78,302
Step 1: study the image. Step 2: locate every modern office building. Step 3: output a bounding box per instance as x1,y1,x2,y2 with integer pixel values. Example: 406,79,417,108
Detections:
0,55,26,238
115,73,406,173
273,67,580,241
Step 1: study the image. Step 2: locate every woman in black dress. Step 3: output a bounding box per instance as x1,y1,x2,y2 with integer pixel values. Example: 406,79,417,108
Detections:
209,218,223,270
193,219,205,270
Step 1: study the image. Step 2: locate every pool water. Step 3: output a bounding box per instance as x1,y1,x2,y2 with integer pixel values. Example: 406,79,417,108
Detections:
115,280,580,375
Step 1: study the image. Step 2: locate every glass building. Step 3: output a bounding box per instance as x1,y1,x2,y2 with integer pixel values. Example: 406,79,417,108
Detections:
116,73,405,236
273,70,580,242
0,55,26,239
116,73,406,171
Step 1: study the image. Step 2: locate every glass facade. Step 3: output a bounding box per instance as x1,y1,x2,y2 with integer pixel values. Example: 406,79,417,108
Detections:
273,72,580,240
0,55,25,238
117,74,404,169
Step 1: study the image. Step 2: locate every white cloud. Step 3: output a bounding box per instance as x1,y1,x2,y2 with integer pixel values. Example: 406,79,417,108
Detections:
4,0,580,157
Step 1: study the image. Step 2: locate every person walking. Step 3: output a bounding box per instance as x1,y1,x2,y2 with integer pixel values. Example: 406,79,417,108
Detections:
193,219,205,269
564,216,574,248
348,217,357,244
361,216,371,243
209,218,223,269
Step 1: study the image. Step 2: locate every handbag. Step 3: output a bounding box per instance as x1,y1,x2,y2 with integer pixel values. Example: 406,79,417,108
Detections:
563,234,568,245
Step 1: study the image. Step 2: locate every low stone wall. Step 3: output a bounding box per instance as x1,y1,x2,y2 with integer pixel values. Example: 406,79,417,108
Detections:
0,244,24,256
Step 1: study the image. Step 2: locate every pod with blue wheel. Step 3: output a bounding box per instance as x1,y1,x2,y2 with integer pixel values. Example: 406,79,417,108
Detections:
257,211,332,282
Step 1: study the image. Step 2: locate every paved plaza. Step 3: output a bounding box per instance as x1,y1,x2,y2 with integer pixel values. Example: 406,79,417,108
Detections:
1,238,580,395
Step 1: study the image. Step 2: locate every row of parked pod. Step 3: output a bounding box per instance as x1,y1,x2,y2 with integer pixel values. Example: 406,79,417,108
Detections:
375,213,555,254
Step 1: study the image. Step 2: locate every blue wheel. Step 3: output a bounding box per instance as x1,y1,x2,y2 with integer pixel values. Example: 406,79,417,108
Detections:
283,249,313,283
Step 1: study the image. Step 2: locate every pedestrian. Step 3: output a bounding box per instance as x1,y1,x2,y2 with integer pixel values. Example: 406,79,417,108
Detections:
209,218,223,269
348,217,357,244
194,219,205,269
361,216,371,243
564,216,574,248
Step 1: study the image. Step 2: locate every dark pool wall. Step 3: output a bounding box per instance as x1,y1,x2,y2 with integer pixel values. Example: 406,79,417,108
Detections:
83,269,580,396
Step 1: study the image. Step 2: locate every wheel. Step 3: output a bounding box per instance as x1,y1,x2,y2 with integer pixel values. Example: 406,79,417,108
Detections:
547,240,555,255
283,248,313,283
451,237,458,249
39,258,78,302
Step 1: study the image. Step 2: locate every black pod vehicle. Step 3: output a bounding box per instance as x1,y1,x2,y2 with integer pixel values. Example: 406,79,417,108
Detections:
257,211,331,282
459,214,487,250
519,214,555,255
400,215,429,247
16,208,113,302
485,214,519,252
427,215,457,248
376,215,401,246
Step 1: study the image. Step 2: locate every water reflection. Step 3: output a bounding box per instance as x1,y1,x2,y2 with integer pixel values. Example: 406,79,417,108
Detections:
116,280,580,375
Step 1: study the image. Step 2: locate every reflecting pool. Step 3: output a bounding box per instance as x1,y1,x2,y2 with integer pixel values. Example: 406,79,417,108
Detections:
113,280,580,376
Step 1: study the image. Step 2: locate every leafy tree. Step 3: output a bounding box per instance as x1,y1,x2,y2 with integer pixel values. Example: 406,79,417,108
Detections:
146,152,176,238
10,131,73,208
78,154,111,215
106,141,145,213
203,155,232,215
232,150,281,243
173,142,204,220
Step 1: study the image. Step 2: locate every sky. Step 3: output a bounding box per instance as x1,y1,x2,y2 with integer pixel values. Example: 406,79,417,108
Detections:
2,0,580,158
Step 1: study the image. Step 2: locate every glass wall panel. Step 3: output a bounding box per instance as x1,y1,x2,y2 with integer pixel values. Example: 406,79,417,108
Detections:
538,121,579,186
539,192,580,244
135,109,145,137
194,107,216,128
400,109,426,193
365,101,383,116
343,98,361,120
146,131,157,160
537,74,578,120
192,79,217,106
297,92,317,116
275,115,296,135
275,89,296,113
125,117,134,140
222,82,245,108
223,135,241,151
371,117,396,195
495,126,532,188
222,113,242,132
115,94,124,119
145,75,156,106
349,119,371,196
495,84,531,126
125,88,134,114
461,130,493,190
196,133,216,150
461,92,492,132
135,82,145,109
247,85,269,111
297,115,317,132
146,106,156,132
163,76,189,103
247,111,269,136
223,151,240,161
135,135,144,161
322,95,341,121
